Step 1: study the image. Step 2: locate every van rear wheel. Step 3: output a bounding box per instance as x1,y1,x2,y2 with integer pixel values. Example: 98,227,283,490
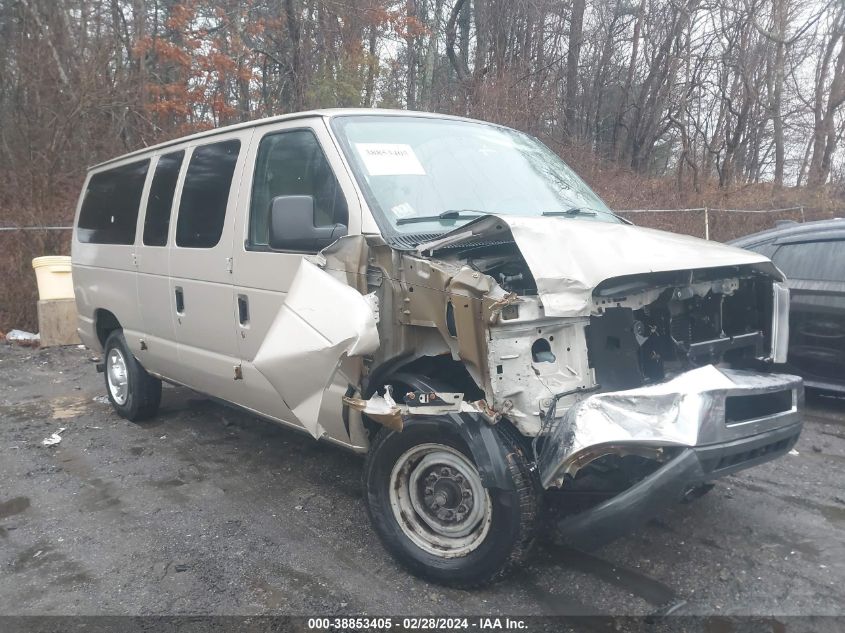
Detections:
103,330,161,422
363,418,539,587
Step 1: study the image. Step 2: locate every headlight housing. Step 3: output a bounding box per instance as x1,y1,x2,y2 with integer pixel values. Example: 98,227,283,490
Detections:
771,282,790,363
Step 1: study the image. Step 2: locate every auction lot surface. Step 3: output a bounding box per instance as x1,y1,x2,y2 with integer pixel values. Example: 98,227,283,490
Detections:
1,345,844,617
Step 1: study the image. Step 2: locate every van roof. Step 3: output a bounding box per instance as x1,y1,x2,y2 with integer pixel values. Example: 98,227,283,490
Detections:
90,108,483,170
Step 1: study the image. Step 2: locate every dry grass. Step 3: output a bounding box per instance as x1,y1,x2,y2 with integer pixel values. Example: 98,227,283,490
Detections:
566,146,843,240
1,230,72,333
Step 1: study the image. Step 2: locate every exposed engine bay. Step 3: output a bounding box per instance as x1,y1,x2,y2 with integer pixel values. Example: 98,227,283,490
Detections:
585,269,772,390
461,243,538,297
421,237,777,427
461,243,774,392
452,240,773,383
261,214,793,496
393,216,789,439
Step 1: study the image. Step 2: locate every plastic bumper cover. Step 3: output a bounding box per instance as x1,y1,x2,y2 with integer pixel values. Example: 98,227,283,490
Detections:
554,421,801,550
539,364,803,488
538,365,803,549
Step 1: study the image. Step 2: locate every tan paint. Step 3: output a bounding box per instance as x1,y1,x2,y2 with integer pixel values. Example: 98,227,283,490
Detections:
72,110,794,482
252,258,379,438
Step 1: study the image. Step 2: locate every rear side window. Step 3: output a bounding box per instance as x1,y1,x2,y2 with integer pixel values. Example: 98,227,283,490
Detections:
143,151,184,246
176,140,240,248
77,159,150,244
248,129,348,249
773,240,845,281
748,242,778,258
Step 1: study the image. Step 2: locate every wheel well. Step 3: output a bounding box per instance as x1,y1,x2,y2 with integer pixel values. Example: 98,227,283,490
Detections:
95,309,121,347
365,355,484,401
362,355,486,439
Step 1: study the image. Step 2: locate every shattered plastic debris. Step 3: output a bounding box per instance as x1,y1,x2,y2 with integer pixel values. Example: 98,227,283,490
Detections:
343,387,403,432
6,329,40,347
92,395,110,405
789,449,800,456
42,427,66,446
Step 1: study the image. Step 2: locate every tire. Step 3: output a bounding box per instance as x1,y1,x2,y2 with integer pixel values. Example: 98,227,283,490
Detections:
363,418,539,587
103,330,161,422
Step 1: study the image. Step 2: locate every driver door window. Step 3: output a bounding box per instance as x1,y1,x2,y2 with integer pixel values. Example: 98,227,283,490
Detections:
248,129,348,251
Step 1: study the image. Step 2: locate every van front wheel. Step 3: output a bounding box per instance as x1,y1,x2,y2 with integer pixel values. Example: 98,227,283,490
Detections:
103,330,161,421
363,419,538,587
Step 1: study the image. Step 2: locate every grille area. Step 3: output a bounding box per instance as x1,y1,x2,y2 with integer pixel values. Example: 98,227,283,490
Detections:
714,436,794,471
725,390,793,424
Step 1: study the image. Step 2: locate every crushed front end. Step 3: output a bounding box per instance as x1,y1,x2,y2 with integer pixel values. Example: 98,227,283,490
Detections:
537,365,802,548
408,215,803,546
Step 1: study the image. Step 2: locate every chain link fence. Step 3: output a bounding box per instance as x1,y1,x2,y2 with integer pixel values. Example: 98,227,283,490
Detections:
1,206,840,331
0,226,74,231
2,206,833,240
614,206,834,242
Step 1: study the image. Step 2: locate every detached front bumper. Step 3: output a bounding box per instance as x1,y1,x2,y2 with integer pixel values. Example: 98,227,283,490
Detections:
538,365,803,549
554,422,801,549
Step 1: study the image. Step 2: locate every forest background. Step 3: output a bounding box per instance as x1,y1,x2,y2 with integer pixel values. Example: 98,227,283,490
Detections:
1,0,844,330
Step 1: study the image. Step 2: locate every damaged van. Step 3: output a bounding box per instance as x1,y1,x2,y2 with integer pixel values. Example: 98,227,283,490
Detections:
72,109,803,587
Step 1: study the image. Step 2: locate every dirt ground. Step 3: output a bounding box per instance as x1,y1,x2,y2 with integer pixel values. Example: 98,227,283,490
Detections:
1,344,844,617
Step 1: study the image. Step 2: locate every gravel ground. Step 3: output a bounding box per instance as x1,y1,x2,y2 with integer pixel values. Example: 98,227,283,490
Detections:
1,344,844,617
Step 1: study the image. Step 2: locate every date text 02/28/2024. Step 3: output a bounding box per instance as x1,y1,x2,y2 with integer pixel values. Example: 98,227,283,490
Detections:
307,617,528,630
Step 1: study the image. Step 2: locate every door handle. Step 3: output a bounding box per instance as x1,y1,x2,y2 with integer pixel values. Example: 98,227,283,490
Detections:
237,294,249,325
175,287,185,314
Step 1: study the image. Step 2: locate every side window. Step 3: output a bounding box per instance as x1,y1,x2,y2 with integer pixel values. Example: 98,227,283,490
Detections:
773,240,844,281
176,139,240,248
143,150,184,246
248,129,349,249
749,242,778,258
77,159,150,244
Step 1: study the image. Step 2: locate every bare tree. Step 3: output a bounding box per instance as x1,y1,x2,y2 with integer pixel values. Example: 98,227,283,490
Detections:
808,5,845,186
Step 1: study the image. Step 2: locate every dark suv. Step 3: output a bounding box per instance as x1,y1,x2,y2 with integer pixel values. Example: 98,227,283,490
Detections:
731,219,845,393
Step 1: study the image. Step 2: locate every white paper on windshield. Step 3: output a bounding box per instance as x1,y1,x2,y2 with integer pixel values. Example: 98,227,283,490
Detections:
390,202,416,219
355,143,426,176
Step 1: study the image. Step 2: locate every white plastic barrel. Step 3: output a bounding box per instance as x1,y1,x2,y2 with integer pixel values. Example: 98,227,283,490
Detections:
32,256,74,301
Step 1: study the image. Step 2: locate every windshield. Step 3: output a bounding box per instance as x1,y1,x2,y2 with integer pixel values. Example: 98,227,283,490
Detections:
331,115,618,237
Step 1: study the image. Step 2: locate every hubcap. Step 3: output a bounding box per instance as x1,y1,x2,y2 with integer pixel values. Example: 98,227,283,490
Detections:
106,348,129,406
389,443,492,558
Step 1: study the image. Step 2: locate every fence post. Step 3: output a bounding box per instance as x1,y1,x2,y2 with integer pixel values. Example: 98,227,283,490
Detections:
800,206,805,223
704,206,710,240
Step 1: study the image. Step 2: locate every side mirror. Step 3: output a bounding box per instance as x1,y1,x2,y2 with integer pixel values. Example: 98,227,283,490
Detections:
268,195,348,252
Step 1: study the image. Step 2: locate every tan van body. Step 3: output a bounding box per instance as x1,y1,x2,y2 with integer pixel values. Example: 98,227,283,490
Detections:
72,109,803,585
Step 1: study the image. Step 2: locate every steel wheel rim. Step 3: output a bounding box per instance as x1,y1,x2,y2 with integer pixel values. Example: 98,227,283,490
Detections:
389,443,492,558
106,348,129,406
